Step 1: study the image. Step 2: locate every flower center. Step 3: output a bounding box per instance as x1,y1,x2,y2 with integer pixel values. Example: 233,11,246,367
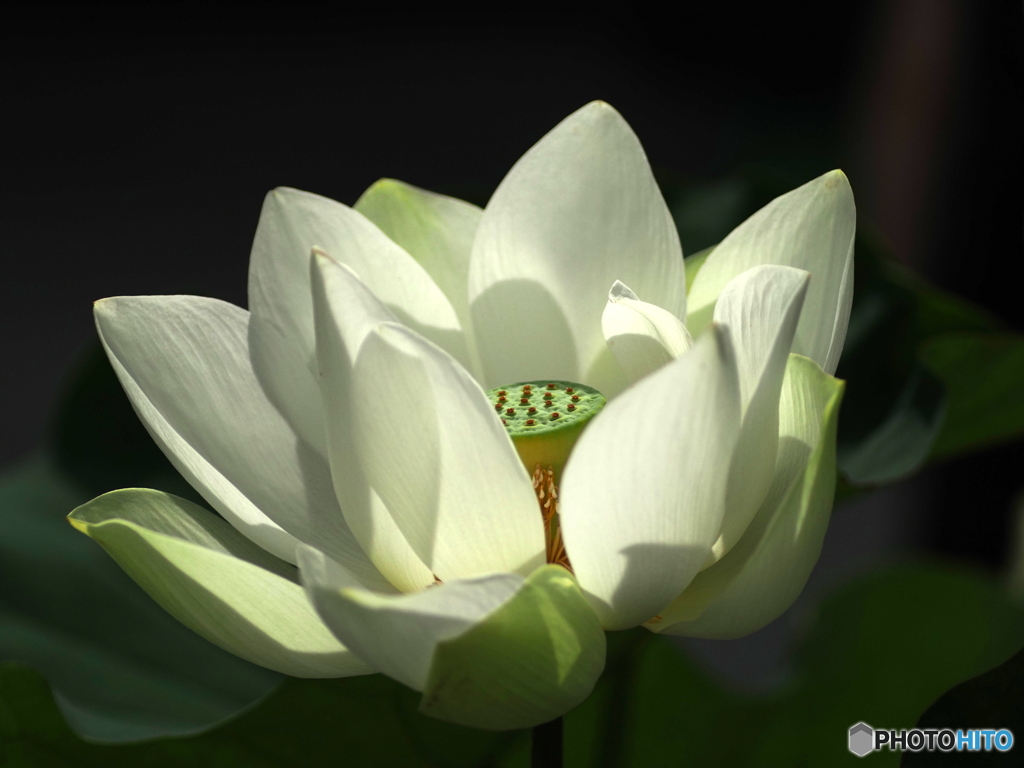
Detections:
486,380,606,568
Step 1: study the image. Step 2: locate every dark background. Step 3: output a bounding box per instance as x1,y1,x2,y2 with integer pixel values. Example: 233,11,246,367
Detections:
2,2,1022,576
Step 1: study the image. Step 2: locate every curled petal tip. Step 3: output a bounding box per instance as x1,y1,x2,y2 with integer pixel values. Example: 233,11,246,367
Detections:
607,280,638,301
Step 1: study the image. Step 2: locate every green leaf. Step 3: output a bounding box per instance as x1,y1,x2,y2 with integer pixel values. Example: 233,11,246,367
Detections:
589,563,1024,767
764,564,1024,765
921,333,1024,459
834,229,1005,489
661,174,754,256
49,342,202,504
421,565,606,731
836,363,946,485
904,644,1024,766
0,663,525,767
0,458,280,742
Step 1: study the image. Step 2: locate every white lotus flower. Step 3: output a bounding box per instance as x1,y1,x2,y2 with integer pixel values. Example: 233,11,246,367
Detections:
69,102,852,730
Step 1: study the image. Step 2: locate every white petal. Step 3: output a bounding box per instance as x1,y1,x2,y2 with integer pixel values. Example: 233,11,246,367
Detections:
354,179,482,335
311,254,435,593
352,323,546,581
711,266,809,556
601,280,692,389
686,170,856,374
248,188,474,434
70,490,371,678
713,266,810,411
248,313,329,457
648,354,844,638
299,545,522,691
468,101,686,388
94,295,386,588
559,326,742,630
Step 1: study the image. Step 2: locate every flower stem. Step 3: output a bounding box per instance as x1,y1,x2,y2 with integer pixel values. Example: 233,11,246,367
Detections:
531,716,563,768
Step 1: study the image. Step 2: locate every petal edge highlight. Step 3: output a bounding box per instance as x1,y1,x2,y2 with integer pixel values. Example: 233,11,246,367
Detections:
649,354,844,638
560,325,742,630
687,170,855,374
69,490,372,678
469,101,686,388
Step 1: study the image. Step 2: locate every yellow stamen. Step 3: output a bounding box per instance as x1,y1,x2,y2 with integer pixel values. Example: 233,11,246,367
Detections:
532,463,571,570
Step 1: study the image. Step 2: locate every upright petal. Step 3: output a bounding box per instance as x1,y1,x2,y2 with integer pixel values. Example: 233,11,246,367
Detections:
355,179,482,335
70,490,371,678
648,354,844,638
351,323,546,582
686,170,855,374
711,266,809,557
94,295,386,588
301,550,605,730
559,326,742,630
248,188,473,443
311,254,435,593
601,280,692,390
468,101,686,388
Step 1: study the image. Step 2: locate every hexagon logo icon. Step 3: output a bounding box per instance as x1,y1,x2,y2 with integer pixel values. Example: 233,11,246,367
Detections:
849,722,874,757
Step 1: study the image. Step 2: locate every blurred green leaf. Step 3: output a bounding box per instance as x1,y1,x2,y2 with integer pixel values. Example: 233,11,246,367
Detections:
0,663,524,767
836,364,946,485
759,564,1023,765
577,563,1024,767
904,645,1024,766
663,176,753,255
833,230,1001,487
921,333,1024,460
49,342,203,504
0,457,281,742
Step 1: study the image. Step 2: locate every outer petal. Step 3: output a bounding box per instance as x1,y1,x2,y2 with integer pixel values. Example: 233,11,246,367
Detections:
351,323,545,581
559,326,742,630
94,295,384,587
248,187,472,442
686,170,855,374
468,101,686,389
601,280,692,389
421,565,605,730
711,266,809,557
69,490,371,678
354,179,482,335
301,549,605,730
311,253,435,593
299,545,521,691
648,354,844,638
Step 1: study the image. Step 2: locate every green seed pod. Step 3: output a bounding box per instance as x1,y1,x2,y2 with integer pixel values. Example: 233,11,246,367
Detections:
486,380,606,479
